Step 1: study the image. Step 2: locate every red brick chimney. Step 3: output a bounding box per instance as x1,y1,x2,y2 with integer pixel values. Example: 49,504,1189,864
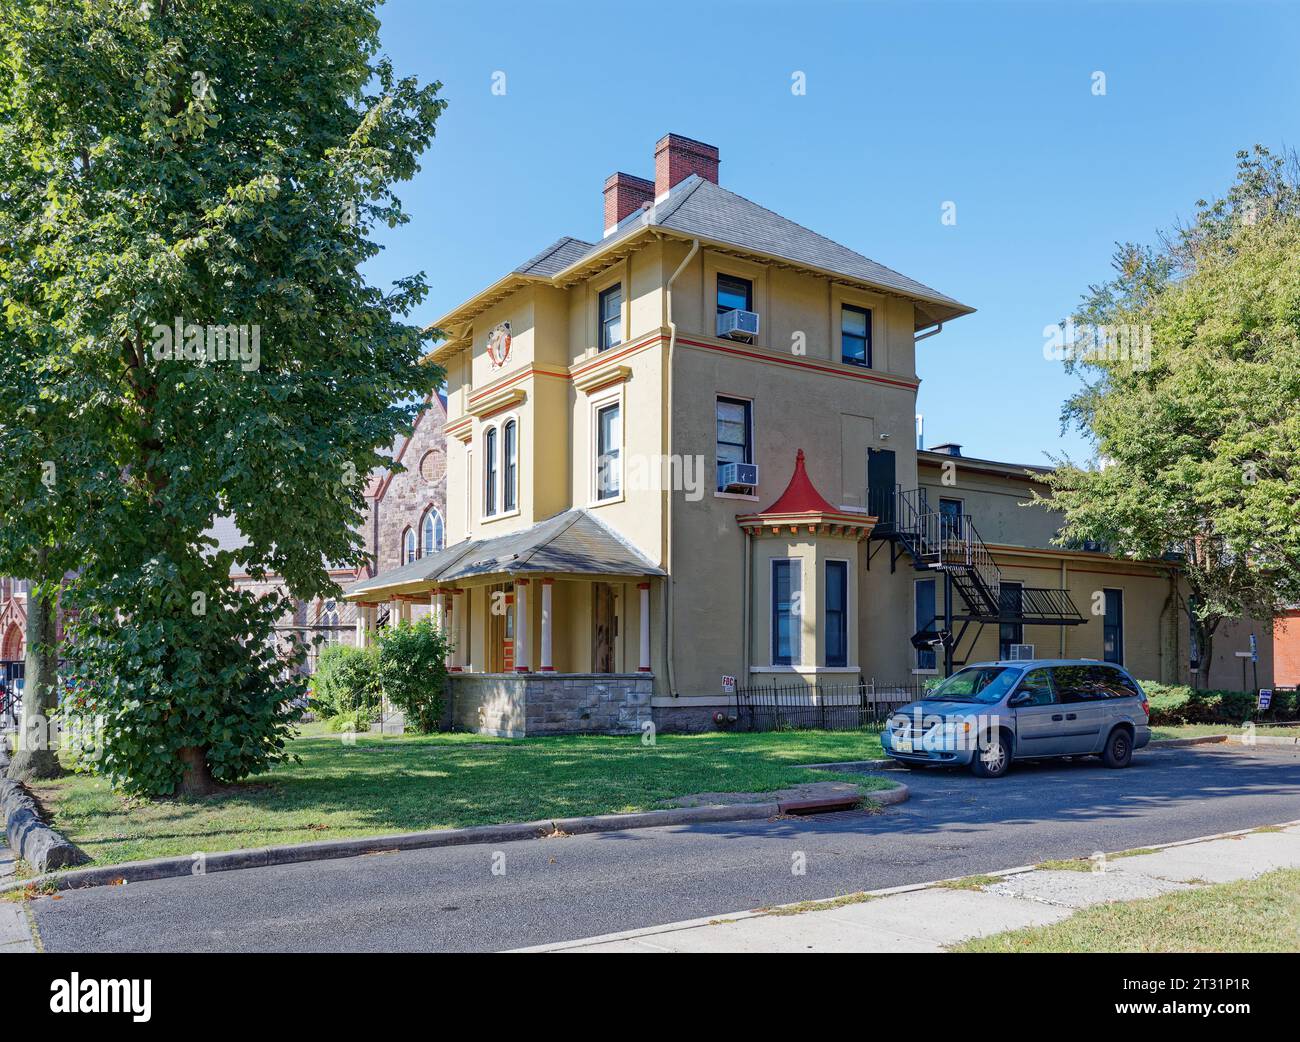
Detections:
654,134,719,198
603,172,655,234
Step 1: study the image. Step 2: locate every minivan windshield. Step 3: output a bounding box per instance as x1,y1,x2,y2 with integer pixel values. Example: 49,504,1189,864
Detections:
926,665,1023,704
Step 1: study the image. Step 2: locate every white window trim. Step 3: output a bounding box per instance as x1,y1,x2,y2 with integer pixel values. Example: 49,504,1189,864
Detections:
769,557,802,668
479,412,522,524
589,388,625,507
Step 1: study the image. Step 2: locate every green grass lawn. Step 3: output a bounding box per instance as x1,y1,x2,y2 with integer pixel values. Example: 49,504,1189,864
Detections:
29,725,888,868
953,868,1300,952
1151,723,1300,739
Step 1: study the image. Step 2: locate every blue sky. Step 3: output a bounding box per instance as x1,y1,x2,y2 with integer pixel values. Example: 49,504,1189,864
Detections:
369,0,1298,465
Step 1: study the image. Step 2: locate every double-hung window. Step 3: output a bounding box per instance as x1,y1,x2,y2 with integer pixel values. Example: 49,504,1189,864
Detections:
915,578,937,671
715,396,752,490
484,426,498,516
841,304,872,367
595,402,621,501
1103,589,1124,664
771,560,801,666
599,284,623,351
717,274,753,316
503,420,518,512
825,561,848,668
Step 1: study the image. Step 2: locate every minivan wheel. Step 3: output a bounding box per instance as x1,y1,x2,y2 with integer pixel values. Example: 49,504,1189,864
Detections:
970,732,1010,778
1102,728,1134,769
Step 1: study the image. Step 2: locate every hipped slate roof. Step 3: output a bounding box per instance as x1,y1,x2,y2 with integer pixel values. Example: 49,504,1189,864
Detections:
574,176,970,323
344,509,664,598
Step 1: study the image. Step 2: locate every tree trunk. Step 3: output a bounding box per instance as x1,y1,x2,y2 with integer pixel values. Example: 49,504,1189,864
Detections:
7,569,61,781
177,745,216,796
1195,624,1215,691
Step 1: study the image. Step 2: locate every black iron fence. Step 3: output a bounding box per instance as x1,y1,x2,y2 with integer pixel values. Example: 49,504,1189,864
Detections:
733,676,934,732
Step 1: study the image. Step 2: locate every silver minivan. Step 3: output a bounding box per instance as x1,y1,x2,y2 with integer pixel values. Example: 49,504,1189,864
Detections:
880,660,1151,777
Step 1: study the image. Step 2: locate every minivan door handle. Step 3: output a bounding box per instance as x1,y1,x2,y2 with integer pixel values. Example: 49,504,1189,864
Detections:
1051,714,1064,721
1065,713,1077,720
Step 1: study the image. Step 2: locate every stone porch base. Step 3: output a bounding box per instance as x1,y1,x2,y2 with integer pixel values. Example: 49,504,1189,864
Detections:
449,673,654,737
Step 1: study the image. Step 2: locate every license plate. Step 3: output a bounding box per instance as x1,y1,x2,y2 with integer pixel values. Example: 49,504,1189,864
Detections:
894,737,913,754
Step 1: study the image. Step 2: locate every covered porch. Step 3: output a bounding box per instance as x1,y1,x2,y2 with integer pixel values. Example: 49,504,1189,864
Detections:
344,509,665,736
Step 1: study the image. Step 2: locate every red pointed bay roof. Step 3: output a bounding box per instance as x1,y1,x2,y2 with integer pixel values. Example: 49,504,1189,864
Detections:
762,449,837,515
736,450,877,538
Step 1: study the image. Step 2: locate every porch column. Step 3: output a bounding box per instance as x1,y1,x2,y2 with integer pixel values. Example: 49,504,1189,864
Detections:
638,582,652,672
431,589,444,629
539,579,554,672
513,578,530,673
450,589,464,672
355,603,368,649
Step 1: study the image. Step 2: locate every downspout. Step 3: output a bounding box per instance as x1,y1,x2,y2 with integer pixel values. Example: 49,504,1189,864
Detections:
664,237,700,698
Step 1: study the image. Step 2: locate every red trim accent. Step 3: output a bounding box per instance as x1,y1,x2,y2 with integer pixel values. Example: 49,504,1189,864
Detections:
637,666,652,672
570,331,661,376
514,666,529,673
637,582,650,591
514,578,530,586
677,335,920,390
541,578,554,586
469,364,569,405
539,666,556,672
449,666,464,673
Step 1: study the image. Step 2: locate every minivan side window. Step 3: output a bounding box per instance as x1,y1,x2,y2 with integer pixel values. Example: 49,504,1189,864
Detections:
1051,665,1105,703
1016,668,1056,706
1095,665,1142,699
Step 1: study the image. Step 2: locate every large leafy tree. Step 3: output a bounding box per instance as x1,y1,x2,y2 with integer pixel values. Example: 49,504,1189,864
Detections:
0,0,445,793
1042,148,1300,687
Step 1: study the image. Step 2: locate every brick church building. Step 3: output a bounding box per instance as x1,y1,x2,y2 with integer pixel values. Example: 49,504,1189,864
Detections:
0,394,448,689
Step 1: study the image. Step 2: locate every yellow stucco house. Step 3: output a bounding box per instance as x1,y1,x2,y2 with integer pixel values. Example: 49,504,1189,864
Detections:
344,133,1272,735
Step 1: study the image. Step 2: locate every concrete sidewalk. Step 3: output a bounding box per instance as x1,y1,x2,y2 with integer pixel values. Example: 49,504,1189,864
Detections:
0,849,37,953
522,821,1300,953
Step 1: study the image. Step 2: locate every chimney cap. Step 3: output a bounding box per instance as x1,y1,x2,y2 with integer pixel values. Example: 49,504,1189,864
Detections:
928,443,963,457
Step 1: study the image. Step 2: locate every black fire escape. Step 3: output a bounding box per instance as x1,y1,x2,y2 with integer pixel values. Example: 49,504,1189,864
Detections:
867,485,1085,674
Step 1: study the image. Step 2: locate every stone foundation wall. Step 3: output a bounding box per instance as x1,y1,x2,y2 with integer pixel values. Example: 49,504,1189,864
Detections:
651,704,724,733
448,673,654,736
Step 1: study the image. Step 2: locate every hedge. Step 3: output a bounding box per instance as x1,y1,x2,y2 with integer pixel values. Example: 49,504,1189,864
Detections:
1138,680,1299,727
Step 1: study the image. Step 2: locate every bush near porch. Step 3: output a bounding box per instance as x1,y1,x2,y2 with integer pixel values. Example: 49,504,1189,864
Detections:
28,725,890,868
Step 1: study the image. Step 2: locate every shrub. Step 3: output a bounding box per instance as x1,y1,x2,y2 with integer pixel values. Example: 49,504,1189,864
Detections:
376,617,450,733
1136,680,1297,726
312,645,381,719
324,708,373,734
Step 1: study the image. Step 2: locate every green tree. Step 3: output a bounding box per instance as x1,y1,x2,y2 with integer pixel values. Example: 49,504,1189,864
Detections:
1041,148,1300,687
0,0,445,793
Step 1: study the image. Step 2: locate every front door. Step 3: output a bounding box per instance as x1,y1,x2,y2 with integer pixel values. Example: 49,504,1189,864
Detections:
592,583,616,673
488,584,514,673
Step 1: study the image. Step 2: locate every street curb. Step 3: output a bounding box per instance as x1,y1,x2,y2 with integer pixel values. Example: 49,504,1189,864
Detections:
514,816,1300,952
0,781,909,896
1146,735,1228,748
1,779,86,874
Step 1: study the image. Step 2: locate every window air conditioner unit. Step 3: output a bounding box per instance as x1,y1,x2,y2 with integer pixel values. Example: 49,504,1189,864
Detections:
717,309,760,343
1008,644,1036,661
718,462,758,493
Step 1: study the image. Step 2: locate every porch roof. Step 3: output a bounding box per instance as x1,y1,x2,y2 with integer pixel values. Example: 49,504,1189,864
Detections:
344,509,664,599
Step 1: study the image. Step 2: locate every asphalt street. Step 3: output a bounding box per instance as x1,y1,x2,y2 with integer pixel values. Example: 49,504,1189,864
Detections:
32,742,1300,952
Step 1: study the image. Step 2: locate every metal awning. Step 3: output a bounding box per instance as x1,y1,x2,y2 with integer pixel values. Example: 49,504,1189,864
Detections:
344,509,664,600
